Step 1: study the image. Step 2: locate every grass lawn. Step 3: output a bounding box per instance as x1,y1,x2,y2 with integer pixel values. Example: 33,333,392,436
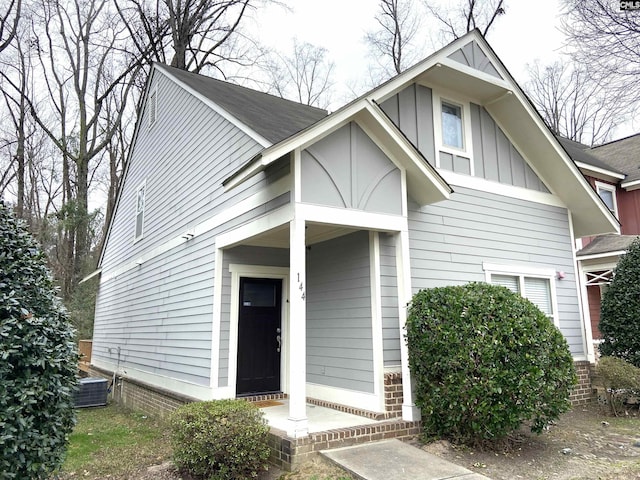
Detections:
60,404,172,479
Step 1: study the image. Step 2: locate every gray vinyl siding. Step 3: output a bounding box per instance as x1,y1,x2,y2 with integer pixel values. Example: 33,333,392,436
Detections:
380,84,548,192
94,68,291,388
408,186,584,356
301,122,402,215
218,246,290,388
306,231,375,393
93,228,218,385
379,233,401,366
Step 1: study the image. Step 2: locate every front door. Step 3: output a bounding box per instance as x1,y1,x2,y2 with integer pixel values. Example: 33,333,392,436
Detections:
236,277,282,396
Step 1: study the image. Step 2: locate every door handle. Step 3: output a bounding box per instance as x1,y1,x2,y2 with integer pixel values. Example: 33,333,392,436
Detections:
276,335,281,353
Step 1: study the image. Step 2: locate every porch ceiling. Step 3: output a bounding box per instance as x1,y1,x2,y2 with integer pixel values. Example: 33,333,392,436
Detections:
242,222,361,249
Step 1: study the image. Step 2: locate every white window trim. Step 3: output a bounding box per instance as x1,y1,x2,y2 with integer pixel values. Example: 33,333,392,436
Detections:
482,262,560,327
595,181,618,218
148,88,157,128
133,181,146,243
432,91,474,175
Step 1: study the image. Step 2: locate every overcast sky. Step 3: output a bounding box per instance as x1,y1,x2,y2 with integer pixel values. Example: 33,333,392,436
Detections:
252,0,566,104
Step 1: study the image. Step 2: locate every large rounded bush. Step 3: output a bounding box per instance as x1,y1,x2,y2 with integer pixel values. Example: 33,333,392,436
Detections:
599,237,640,367
170,399,270,480
406,282,576,445
0,202,78,479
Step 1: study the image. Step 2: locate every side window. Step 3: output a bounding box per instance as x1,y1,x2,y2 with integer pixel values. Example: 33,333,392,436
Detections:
433,92,473,175
484,264,558,324
148,89,157,128
441,101,464,149
595,181,618,218
135,182,145,241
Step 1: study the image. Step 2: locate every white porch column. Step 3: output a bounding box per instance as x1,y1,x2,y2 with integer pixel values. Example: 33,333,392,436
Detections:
577,261,596,363
396,228,421,421
287,217,308,437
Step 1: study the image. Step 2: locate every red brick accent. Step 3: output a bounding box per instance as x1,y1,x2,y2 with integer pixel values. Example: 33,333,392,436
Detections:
384,371,403,417
570,360,597,405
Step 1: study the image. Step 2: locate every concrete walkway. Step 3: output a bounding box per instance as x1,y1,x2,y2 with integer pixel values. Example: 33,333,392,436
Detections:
321,439,491,480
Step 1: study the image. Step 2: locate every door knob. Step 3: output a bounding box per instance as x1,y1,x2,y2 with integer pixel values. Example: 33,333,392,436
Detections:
276,334,281,353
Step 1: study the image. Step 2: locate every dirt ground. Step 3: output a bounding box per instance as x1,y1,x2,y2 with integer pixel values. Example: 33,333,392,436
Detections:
420,403,640,480
119,404,640,480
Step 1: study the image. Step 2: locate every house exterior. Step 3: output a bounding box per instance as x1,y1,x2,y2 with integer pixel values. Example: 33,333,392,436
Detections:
563,135,640,355
91,30,618,439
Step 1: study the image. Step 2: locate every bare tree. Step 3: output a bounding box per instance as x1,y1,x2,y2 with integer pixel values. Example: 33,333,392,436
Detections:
25,0,145,296
425,0,506,42
365,0,420,80
0,0,21,53
263,39,335,109
115,0,261,75
561,0,640,98
525,60,635,146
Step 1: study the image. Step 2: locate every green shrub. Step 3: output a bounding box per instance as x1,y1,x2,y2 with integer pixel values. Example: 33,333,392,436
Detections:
599,237,640,367
169,399,270,480
406,282,577,446
0,201,78,479
595,356,640,415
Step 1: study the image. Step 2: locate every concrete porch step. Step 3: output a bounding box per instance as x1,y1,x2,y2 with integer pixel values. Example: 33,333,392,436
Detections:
321,439,491,480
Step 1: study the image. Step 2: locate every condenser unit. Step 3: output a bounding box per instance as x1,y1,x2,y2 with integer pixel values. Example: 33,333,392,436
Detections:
75,377,108,408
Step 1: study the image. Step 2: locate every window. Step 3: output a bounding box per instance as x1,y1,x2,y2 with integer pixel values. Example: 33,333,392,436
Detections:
148,89,157,127
441,101,464,149
135,183,145,240
484,263,558,324
595,181,618,217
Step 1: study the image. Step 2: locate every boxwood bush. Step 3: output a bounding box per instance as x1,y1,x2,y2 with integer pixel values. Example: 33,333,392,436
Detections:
596,356,640,415
406,282,576,445
0,201,78,479
170,399,270,480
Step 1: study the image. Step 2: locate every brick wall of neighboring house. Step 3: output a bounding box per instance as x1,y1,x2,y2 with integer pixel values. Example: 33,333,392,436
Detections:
570,361,597,404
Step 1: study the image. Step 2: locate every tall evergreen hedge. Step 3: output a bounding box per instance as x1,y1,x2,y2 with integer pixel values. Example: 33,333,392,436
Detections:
599,237,640,367
0,201,78,479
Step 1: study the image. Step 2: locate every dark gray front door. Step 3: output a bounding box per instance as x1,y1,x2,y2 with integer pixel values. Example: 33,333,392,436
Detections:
236,278,282,395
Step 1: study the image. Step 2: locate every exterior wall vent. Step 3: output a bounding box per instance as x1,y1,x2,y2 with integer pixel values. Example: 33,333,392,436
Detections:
75,377,108,408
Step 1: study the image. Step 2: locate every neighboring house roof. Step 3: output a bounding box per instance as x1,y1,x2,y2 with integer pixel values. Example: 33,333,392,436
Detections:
590,133,640,188
158,64,328,145
557,137,624,179
576,234,639,258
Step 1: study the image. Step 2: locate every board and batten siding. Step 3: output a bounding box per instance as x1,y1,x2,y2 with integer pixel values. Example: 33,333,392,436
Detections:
218,246,290,388
301,122,402,215
93,67,290,389
306,231,375,393
408,186,584,356
380,84,548,192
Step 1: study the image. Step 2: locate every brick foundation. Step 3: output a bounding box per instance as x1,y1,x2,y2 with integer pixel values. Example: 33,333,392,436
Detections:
384,371,403,416
267,419,422,470
570,360,597,405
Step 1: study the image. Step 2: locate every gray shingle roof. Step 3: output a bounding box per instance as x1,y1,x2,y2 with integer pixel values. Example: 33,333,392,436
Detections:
160,64,328,144
590,134,640,183
576,234,639,257
556,137,623,175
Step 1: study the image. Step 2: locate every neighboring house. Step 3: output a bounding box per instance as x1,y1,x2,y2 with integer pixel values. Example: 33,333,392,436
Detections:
561,135,640,355
91,30,618,439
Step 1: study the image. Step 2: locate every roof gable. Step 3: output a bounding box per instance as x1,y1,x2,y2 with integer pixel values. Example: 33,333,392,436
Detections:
447,40,503,80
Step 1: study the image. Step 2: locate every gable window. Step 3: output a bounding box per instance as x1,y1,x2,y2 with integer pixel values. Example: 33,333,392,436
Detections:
441,101,464,149
483,263,558,325
595,181,618,218
148,89,157,128
135,182,145,241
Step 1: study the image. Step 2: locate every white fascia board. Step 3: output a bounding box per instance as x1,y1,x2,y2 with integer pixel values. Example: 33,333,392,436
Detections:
622,179,640,190
156,64,272,148
362,102,452,203
577,250,627,262
576,161,625,181
79,268,102,284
